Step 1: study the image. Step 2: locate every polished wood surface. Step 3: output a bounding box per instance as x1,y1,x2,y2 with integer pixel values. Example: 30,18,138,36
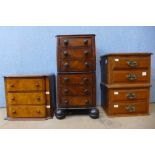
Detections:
4,75,55,119
100,53,151,116
8,105,46,118
56,34,97,112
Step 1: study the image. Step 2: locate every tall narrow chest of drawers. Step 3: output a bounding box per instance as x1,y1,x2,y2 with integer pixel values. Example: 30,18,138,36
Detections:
100,53,152,116
55,34,99,119
4,75,56,119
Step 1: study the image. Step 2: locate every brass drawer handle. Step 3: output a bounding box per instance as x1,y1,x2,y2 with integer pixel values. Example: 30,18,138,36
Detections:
84,62,90,67
127,60,137,67
84,89,89,95
83,78,89,83
84,50,89,56
64,62,69,68
64,77,69,83
64,51,68,57
64,39,68,46
127,74,137,81
64,89,69,95
125,105,136,112
64,99,69,105
83,39,88,45
126,93,136,99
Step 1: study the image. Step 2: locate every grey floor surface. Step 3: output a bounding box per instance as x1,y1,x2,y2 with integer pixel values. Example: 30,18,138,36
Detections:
0,104,155,129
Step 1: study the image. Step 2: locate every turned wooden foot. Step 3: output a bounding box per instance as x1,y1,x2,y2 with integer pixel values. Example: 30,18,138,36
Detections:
89,108,99,119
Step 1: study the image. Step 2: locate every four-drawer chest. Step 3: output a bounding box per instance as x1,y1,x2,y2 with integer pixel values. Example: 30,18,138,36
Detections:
4,75,55,119
100,53,152,116
55,34,99,119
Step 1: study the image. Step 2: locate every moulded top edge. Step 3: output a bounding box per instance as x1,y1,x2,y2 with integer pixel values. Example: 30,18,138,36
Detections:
3,74,55,78
55,34,96,37
100,52,153,58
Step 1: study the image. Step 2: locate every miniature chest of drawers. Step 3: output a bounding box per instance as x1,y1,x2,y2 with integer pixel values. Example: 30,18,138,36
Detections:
100,53,152,116
4,75,56,119
55,34,99,119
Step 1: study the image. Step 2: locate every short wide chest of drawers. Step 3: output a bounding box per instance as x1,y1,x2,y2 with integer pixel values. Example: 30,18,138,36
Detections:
55,34,99,119
4,75,55,119
100,53,152,116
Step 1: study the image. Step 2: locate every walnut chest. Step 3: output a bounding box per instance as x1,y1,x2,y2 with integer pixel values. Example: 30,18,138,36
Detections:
100,53,152,116
4,75,56,119
55,34,99,119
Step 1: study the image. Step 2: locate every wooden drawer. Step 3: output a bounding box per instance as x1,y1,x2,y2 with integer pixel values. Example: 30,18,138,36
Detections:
112,70,149,84
8,105,46,118
110,88,148,102
5,78,45,91
58,59,96,72
7,92,46,105
59,37,92,47
112,56,150,70
59,48,93,59
58,73,94,85
60,96,93,108
110,101,148,115
60,85,92,96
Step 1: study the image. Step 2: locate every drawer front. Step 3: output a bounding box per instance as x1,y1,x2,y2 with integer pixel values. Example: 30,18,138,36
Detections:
6,78,45,91
110,102,148,115
7,92,46,105
59,48,93,59
112,56,150,69
110,88,148,102
58,73,94,85
8,105,46,118
60,96,93,108
59,37,92,47
112,70,149,84
60,85,92,96
58,59,96,72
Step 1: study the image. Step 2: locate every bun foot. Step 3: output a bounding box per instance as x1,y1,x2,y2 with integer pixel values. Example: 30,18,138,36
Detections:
89,108,99,119
55,109,66,120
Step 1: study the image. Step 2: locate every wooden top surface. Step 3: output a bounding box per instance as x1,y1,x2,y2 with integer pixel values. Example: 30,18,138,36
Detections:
4,74,54,78
100,52,152,58
56,34,95,37
100,82,151,88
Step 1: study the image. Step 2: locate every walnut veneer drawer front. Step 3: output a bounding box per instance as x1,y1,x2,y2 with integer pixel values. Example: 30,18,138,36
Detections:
112,56,150,70
7,92,46,105
112,70,149,84
58,73,93,85
59,37,92,47
110,102,148,115
59,48,94,59
60,96,93,108
6,78,45,91
110,88,148,102
8,105,46,118
58,59,96,72
60,85,92,96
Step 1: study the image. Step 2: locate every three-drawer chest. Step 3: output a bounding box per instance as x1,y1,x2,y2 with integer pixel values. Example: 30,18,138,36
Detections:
100,53,152,116
55,34,99,119
4,75,56,119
